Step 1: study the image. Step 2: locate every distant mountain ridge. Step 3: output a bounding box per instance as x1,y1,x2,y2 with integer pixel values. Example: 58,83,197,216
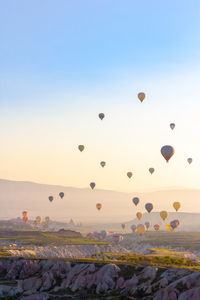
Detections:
0,178,200,224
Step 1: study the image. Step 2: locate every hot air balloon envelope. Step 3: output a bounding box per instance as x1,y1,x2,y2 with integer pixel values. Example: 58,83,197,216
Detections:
161,145,175,162
132,197,139,206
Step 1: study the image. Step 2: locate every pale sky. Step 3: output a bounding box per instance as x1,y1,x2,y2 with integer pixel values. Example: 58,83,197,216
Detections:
0,1,200,192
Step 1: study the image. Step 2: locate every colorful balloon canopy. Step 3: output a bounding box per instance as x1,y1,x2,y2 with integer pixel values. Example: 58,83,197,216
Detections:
187,158,193,164
90,182,96,189
138,92,146,103
145,203,153,213
170,123,175,130
131,224,137,232
48,196,53,202
136,212,142,220
166,223,174,232
145,221,151,230
173,202,181,212
132,197,139,206
96,203,102,211
149,168,155,174
170,219,180,230
59,192,64,199
22,211,28,223
127,172,133,178
161,145,175,162
100,161,106,168
160,210,169,221
98,113,105,120
136,224,146,235
154,224,160,231
78,145,85,152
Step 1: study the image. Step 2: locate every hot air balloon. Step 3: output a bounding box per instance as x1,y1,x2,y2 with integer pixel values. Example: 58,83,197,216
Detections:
22,216,28,223
166,223,173,232
149,168,155,174
136,224,146,235
161,145,175,162
131,224,137,233
170,123,175,130
121,223,125,230
48,196,53,202
187,158,193,164
160,211,169,221
138,92,146,103
100,161,106,168
45,216,50,224
96,203,102,211
145,221,151,230
145,203,153,213
98,113,105,120
100,230,107,239
35,216,42,226
90,182,96,189
78,145,85,152
127,172,133,178
170,219,180,230
154,224,160,231
59,192,64,199
136,212,142,220
173,202,181,212
132,197,139,206
112,234,123,243
87,232,94,239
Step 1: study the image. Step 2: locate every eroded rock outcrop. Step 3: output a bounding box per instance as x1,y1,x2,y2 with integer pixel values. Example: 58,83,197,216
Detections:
0,258,199,299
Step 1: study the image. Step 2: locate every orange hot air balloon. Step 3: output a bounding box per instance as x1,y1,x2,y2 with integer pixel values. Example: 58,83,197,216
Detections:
173,202,181,212
96,203,102,211
161,145,175,162
136,212,142,220
138,92,146,103
136,224,146,235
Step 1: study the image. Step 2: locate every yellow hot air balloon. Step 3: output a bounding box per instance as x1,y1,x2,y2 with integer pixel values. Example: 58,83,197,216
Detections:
136,212,142,220
96,203,102,211
166,223,174,232
173,202,181,212
136,224,146,235
138,92,146,103
160,211,169,221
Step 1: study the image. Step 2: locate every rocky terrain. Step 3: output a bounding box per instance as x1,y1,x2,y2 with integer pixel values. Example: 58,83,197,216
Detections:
0,257,200,299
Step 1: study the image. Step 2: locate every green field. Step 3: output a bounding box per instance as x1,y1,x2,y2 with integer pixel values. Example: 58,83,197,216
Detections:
0,230,109,246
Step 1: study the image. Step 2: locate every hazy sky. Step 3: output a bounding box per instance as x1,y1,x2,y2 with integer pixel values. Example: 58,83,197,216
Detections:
1,1,200,192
